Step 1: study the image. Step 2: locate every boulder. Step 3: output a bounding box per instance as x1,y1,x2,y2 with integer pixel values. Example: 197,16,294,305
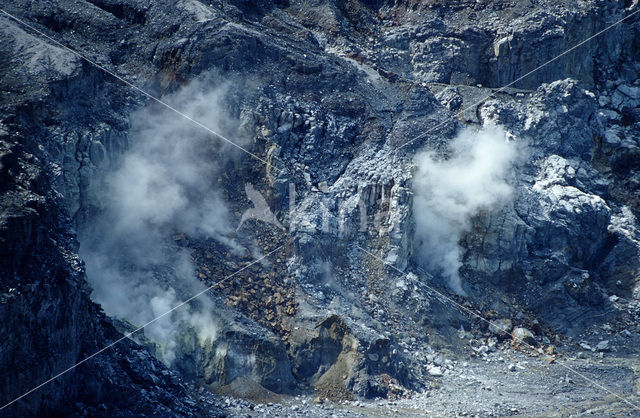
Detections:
511,328,536,345
428,366,444,377
596,340,610,352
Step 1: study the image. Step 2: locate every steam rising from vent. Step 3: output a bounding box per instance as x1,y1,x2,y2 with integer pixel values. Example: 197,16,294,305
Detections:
412,125,519,295
80,79,246,365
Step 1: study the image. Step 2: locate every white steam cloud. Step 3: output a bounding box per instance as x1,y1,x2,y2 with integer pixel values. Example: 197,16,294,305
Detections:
412,124,519,295
80,79,247,364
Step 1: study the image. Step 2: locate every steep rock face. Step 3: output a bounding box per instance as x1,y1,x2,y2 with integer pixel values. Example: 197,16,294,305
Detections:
457,77,640,334
322,1,603,88
0,131,89,414
176,305,296,394
0,12,214,417
277,0,640,338
2,0,640,414
0,99,204,418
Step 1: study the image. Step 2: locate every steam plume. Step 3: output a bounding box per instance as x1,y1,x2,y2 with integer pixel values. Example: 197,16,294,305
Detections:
412,124,519,295
80,79,246,364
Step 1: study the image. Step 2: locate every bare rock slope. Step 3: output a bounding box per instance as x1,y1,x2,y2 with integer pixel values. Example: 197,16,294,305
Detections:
1,0,640,416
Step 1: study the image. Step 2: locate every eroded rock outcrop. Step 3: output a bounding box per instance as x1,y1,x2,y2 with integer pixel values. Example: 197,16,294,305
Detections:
2,0,640,415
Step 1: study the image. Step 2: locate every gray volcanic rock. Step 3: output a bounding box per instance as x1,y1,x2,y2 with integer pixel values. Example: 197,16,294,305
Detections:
512,327,536,345
0,13,220,418
2,0,640,416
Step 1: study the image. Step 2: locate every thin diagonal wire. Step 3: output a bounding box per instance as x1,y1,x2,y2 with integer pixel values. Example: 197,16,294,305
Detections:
0,245,283,411
0,8,286,174
2,1,640,412
356,244,640,411
395,7,640,151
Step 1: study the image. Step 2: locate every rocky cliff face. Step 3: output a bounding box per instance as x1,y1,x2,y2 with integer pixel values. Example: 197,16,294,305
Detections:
2,0,640,416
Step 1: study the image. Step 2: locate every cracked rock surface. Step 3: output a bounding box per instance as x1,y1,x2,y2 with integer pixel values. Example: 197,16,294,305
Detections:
2,0,640,416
